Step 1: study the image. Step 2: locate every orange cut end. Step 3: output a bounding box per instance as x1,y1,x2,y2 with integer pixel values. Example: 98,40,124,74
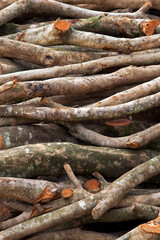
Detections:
143,1,152,8
85,179,101,192
105,119,132,126
142,20,160,36
54,19,70,32
61,188,74,198
126,141,140,149
34,185,59,204
0,135,2,150
140,216,160,233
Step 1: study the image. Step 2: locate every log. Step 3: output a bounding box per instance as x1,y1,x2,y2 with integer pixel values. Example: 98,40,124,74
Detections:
0,142,159,178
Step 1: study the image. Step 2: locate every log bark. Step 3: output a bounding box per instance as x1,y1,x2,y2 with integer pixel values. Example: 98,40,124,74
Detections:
0,142,159,178
0,38,107,67
6,15,160,38
117,215,160,240
1,50,160,85
0,65,160,104
67,122,160,148
0,177,59,204
0,58,28,75
5,19,160,53
26,228,117,240
1,91,159,122
0,124,78,150
56,0,160,11
0,0,152,27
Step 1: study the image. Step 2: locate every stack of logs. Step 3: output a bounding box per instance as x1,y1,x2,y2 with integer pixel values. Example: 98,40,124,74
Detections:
0,0,160,239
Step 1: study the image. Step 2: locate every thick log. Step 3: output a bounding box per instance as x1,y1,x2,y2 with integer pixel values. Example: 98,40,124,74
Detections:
0,124,78,150
0,38,107,67
0,142,159,178
0,177,59,204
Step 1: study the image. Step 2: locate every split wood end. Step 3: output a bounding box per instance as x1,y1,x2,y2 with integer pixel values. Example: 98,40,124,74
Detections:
34,185,60,204
30,206,53,218
142,20,160,36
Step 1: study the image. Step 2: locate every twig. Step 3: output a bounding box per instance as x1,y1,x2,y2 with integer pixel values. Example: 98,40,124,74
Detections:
64,163,83,189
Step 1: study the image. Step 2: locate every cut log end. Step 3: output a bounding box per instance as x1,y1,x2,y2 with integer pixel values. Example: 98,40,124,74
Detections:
85,179,101,193
54,19,70,33
105,119,132,126
143,1,152,8
61,188,74,198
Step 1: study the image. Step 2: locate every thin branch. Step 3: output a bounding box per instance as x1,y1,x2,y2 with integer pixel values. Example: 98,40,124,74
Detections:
64,163,83,189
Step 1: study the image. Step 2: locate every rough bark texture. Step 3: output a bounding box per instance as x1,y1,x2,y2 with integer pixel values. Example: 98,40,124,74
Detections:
0,142,159,179
0,124,78,150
